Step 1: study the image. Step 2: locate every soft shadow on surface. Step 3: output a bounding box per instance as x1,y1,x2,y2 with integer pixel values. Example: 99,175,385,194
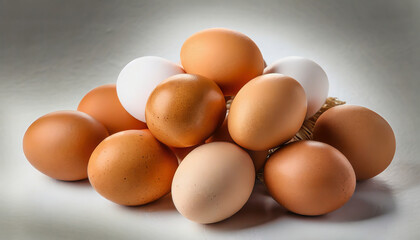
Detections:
205,181,287,231
123,193,176,212
290,178,396,222
51,178,92,187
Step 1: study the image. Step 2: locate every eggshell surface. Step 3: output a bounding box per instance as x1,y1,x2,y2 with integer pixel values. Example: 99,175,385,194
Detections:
88,130,178,206
206,117,268,171
78,84,147,134
264,141,356,216
264,56,329,118
23,111,109,181
228,73,307,151
146,74,226,148
181,28,265,96
313,105,396,180
117,56,185,122
171,142,255,224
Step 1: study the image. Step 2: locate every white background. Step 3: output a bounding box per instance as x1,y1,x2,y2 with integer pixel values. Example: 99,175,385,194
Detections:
1,0,419,239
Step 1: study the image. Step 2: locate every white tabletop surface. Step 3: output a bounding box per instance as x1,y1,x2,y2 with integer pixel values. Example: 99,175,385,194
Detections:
1,0,419,239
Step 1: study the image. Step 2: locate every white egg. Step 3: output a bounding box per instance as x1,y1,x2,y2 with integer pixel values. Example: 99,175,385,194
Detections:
264,56,329,118
116,56,185,122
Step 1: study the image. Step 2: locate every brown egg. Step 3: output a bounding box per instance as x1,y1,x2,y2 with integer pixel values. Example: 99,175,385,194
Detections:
228,73,307,151
180,28,265,96
23,111,109,181
313,105,396,180
206,117,268,171
88,130,178,206
77,84,147,134
264,141,356,216
146,74,226,148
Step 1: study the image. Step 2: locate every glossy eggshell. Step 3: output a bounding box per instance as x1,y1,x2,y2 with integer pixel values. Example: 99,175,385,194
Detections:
23,111,109,181
264,141,356,216
228,73,307,151
88,130,178,206
264,56,329,118
313,105,396,180
78,84,147,134
181,28,265,96
205,117,268,171
171,142,255,224
146,74,226,148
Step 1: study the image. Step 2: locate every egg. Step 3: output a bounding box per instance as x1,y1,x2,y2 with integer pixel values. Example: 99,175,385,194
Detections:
88,130,178,206
264,140,356,216
146,74,226,148
313,105,396,180
264,56,329,118
170,144,202,163
180,28,265,96
172,142,255,224
228,73,307,151
206,117,268,171
77,84,147,134
23,111,109,181
116,56,185,122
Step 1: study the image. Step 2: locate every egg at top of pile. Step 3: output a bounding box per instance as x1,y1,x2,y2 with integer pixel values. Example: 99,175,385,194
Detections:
181,28,265,96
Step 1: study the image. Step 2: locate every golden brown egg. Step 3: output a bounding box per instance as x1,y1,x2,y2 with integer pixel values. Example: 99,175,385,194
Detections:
77,84,147,135
264,140,356,216
146,74,226,148
206,117,268,171
313,105,396,180
228,73,307,151
88,130,178,206
23,111,109,181
180,28,265,96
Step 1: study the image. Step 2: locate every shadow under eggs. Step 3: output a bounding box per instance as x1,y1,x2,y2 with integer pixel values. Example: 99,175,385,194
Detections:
205,181,287,230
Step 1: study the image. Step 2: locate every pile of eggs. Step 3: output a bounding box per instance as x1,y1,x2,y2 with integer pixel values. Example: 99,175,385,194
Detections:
23,28,396,224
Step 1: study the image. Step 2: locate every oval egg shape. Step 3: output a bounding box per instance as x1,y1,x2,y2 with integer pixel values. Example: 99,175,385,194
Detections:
171,142,255,224
146,74,226,148
181,28,265,96
228,73,307,151
23,111,109,181
88,130,178,206
264,140,356,216
313,105,396,180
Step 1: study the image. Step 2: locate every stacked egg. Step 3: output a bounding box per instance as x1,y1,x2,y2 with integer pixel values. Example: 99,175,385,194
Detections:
23,28,396,223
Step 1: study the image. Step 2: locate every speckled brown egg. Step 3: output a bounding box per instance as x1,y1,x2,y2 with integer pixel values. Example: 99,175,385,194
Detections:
180,28,265,96
78,84,147,134
146,74,226,148
206,117,268,171
313,105,396,180
88,129,178,206
228,73,307,151
264,140,356,216
23,111,109,181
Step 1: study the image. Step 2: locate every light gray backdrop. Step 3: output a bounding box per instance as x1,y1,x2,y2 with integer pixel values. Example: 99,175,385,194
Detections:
1,0,419,239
